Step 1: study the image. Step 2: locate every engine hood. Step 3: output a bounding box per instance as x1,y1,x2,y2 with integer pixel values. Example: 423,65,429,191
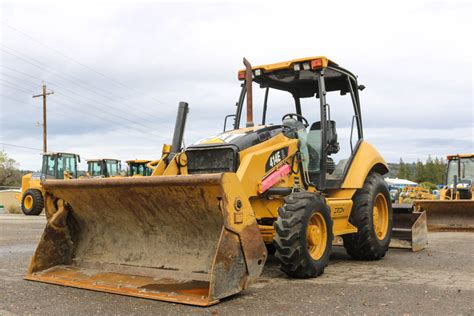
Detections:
188,125,283,152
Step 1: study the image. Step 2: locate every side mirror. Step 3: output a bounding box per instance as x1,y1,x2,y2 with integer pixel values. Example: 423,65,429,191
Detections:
223,114,236,132
358,84,366,91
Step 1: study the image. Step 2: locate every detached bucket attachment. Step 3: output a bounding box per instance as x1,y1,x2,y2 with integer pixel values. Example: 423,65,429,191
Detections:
25,173,267,306
391,204,428,252
414,200,474,232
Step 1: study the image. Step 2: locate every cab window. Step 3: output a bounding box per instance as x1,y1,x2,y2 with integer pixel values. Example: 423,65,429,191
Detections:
107,161,119,177
88,162,102,177
61,154,77,178
42,155,56,179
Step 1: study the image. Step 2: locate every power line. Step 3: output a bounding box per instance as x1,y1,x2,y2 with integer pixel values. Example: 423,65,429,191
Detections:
0,142,42,151
0,79,34,94
1,92,164,143
0,93,35,105
0,65,44,81
0,65,163,136
1,85,157,138
2,20,168,107
0,72,38,88
1,47,164,128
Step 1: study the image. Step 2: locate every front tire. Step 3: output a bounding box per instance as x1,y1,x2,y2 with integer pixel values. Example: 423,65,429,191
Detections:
273,192,333,278
21,189,44,216
343,172,392,260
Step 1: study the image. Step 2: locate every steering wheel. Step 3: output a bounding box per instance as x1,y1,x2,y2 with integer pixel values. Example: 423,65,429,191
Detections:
282,113,309,128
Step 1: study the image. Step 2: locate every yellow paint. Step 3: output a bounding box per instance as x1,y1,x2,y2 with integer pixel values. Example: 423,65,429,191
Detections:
447,153,474,160
342,141,389,188
307,212,327,260
17,173,44,203
126,159,151,164
373,193,389,240
237,133,299,199
201,138,225,144
239,56,334,73
327,198,357,235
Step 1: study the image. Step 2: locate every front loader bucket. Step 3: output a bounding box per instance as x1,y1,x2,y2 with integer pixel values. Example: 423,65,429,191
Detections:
25,173,267,306
414,200,474,232
391,204,428,252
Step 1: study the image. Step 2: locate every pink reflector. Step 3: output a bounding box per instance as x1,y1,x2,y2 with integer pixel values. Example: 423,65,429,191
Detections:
259,164,291,193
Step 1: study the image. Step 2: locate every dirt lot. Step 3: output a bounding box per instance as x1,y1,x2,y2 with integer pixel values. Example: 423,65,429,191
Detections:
0,213,473,315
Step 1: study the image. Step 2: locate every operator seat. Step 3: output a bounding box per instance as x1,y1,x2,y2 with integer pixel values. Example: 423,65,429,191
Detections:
307,121,338,180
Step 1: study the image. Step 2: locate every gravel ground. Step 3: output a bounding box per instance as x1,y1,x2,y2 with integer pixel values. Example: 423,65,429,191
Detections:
0,213,473,315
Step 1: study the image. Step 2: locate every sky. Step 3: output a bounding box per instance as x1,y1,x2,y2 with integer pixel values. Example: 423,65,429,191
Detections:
0,0,472,170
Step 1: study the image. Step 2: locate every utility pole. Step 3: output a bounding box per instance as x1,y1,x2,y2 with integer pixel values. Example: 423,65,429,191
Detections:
33,84,54,153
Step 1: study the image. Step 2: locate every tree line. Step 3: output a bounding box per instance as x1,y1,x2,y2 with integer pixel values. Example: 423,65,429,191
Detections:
387,156,447,185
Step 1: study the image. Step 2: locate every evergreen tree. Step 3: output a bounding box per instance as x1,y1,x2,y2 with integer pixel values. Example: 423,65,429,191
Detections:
414,160,425,183
391,156,447,184
397,158,409,179
434,157,447,184
424,155,436,183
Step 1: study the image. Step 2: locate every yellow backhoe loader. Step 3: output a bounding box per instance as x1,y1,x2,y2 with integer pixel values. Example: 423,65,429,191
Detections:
414,154,474,231
16,152,80,215
85,158,122,178
28,56,401,306
126,159,152,176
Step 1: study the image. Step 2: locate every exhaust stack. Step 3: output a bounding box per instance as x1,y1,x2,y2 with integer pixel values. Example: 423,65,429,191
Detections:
168,101,189,163
243,58,254,127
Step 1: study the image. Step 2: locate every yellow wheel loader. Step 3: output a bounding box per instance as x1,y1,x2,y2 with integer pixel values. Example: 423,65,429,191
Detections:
85,158,122,178
27,56,397,306
16,152,80,216
126,159,152,176
414,154,474,231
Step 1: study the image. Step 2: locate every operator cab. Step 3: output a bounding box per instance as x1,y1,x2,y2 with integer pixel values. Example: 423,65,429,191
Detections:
232,57,364,189
126,160,153,176
445,154,474,199
41,152,80,180
87,159,121,178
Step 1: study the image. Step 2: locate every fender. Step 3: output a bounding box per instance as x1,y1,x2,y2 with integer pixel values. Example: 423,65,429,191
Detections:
342,140,389,189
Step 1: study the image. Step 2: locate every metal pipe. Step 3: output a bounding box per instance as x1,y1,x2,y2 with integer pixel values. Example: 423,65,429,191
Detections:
262,87,269,125
234,83,246,129
243,57,254,127
453,175,458,200
168,102,189,163
318,69,327,190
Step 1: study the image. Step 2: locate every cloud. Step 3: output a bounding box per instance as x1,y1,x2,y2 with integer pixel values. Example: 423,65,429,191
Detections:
0,0,472,170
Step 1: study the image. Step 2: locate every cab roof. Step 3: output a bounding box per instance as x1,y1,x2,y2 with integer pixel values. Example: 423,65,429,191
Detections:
447,154,474,160
126,160,151,164
42,152,79,156
238,56,358,98
86,159,121,162
242,56,337,72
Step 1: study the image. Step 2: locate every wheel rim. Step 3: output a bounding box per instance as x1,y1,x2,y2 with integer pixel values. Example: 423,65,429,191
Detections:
373,193,389,240
306,212,327,260
24,195,33,210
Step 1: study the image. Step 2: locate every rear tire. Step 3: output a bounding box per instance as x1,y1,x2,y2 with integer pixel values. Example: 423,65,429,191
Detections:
273,192,333,278
343,172,392,260
21,189,44,216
